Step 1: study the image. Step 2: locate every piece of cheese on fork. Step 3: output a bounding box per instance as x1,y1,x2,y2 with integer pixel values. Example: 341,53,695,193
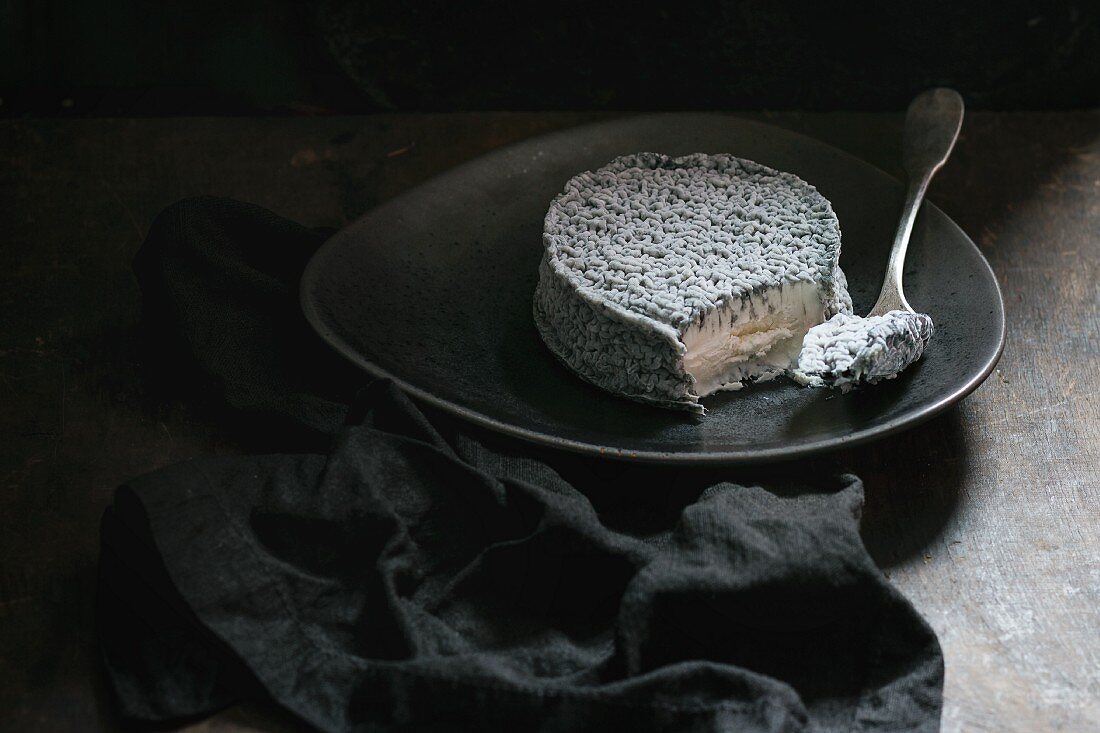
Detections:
534,153,852,414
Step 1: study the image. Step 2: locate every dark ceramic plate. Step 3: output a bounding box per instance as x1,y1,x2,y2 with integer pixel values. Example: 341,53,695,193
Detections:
302,114,1005,464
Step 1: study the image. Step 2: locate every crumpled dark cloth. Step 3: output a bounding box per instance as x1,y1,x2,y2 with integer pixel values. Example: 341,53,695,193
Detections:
98,197,943,732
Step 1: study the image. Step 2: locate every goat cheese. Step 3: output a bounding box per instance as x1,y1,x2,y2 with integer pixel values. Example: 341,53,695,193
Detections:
792,310,934,390
534,152,852,413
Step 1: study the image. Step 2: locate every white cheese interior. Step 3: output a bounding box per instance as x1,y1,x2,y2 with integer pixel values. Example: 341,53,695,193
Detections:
681,281,827,397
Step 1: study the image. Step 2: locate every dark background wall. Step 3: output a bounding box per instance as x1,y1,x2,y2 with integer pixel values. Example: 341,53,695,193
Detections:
2,0,1097,116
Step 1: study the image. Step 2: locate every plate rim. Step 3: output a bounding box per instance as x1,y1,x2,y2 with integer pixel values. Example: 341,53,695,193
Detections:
301,112,1007,464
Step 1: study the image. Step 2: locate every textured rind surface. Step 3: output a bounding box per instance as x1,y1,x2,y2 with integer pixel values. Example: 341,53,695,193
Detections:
793,310,935,390
534,152,850,412
533,256,694,408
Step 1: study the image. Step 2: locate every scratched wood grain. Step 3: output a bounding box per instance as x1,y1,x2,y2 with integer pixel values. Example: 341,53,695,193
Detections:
0,112,1096,732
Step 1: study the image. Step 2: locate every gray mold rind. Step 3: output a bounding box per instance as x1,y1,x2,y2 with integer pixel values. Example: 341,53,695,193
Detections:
534,152,851,413
793,310,935,390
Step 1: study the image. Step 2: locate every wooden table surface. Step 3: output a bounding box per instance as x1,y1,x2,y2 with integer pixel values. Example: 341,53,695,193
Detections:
1,112,1097,732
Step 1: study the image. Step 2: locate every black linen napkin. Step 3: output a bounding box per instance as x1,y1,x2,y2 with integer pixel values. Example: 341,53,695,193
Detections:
98,198,944,732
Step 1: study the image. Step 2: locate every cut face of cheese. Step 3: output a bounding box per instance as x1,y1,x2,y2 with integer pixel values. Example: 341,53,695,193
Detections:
534,152,852,413
792,310,935,390
681,280,828,396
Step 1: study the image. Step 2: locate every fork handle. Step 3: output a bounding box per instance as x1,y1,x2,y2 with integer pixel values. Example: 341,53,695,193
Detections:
870,88,964,316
